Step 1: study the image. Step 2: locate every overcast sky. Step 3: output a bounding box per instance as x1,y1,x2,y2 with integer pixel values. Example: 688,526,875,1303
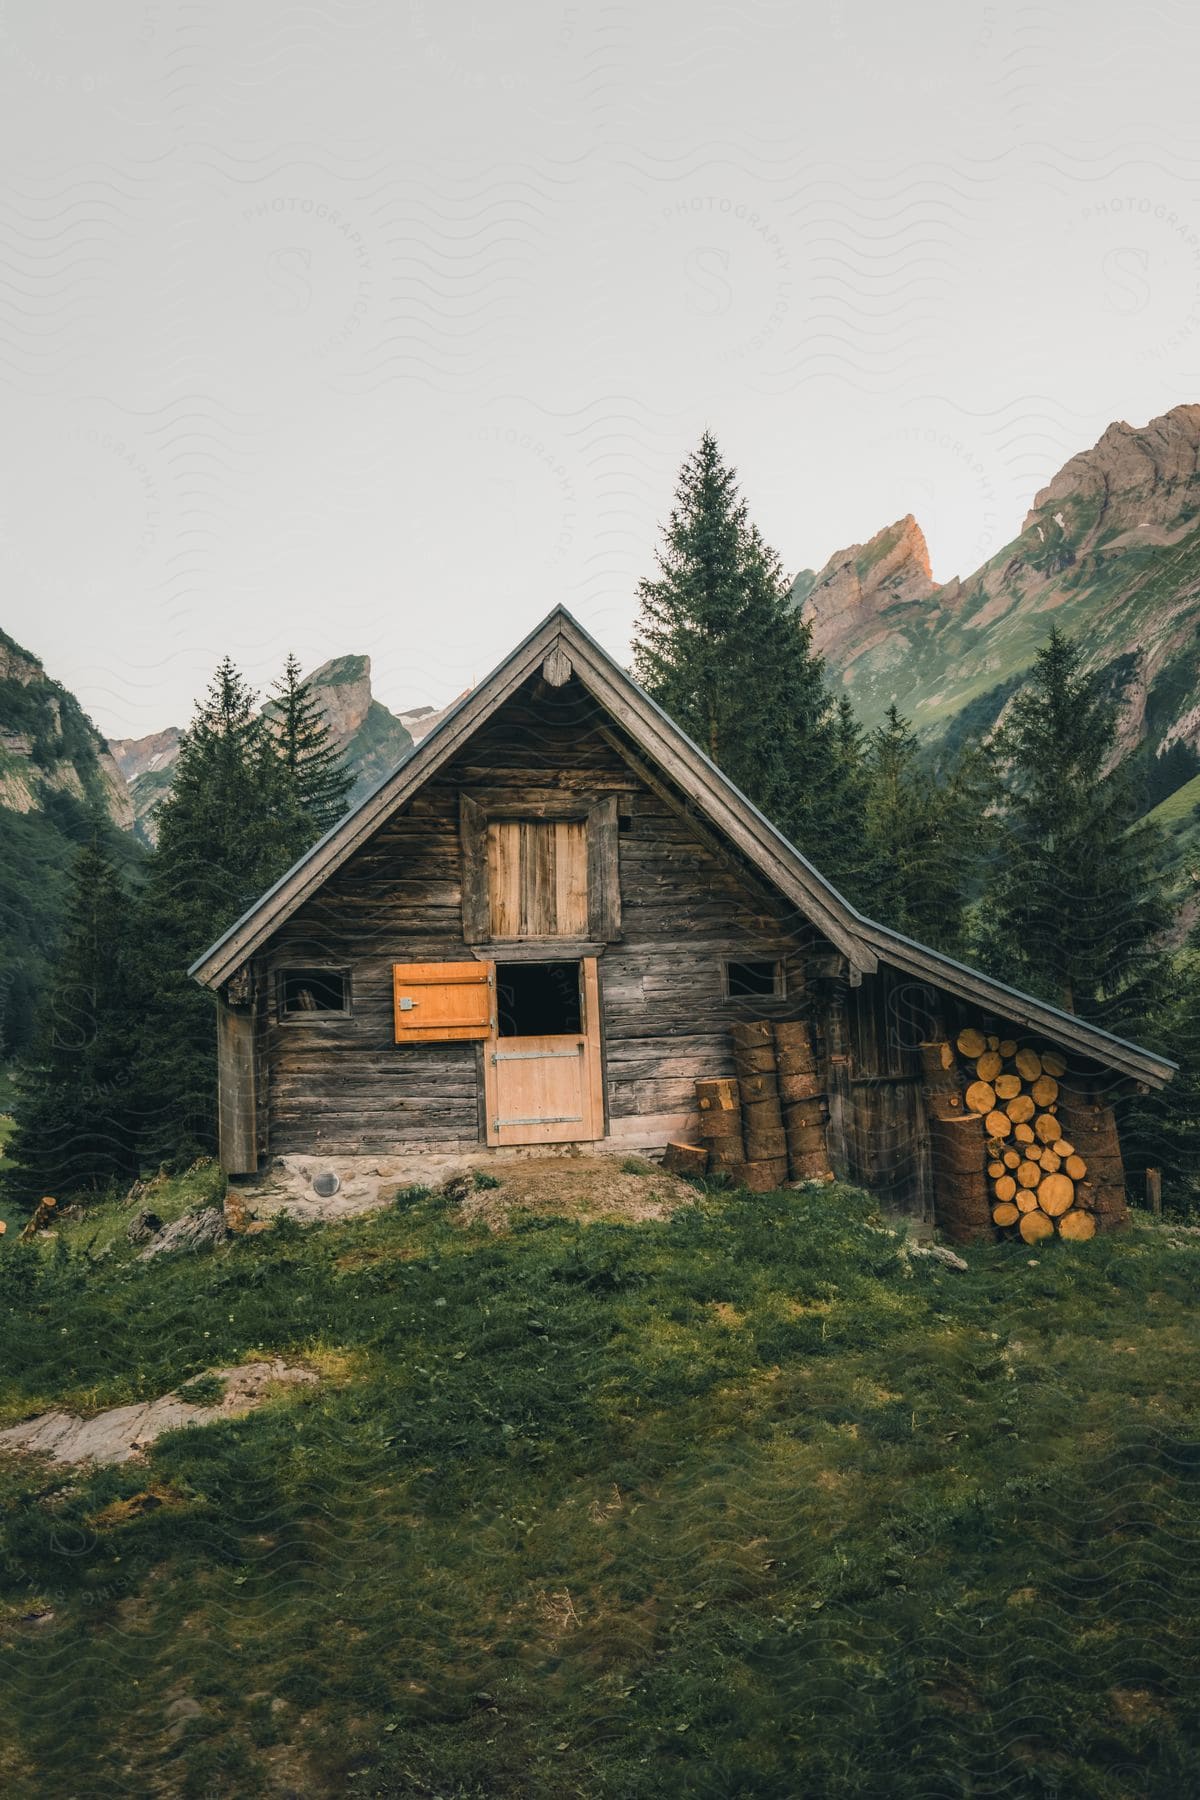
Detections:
2,1,1199,738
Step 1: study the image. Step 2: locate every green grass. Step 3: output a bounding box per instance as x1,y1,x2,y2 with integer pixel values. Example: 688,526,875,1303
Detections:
1,1180,1199,1797
1147,768,1200,832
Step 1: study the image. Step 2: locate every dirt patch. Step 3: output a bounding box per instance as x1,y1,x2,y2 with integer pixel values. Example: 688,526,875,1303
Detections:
229,1149,700,1232
0,1359,318,1467
449,1157,698,1231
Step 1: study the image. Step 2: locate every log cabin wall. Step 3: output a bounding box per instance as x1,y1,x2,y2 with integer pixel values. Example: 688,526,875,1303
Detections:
255,676,826,1158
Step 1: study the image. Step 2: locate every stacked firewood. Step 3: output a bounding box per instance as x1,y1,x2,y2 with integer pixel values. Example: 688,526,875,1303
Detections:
920,1040,993,1244
774,1021,831,1182
688,1021,832,1192
955,1028,1097,1243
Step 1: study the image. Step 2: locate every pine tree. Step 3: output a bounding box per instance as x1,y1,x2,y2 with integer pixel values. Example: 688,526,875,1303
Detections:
633,434,851,870
855,706,985,955
265,653,353,845
3,827,139,1208
129,658,297,1165
976,629,1171,1033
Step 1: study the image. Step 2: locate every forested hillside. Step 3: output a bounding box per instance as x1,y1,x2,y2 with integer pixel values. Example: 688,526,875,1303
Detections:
793,405,1200,887
0,629,139,1059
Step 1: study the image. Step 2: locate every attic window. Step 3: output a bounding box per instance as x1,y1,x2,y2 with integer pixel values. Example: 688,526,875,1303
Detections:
725,958,785,999
279,968,350,1019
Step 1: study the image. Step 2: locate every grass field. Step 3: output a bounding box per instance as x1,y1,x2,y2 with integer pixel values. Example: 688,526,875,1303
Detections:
1,1173,1199,1797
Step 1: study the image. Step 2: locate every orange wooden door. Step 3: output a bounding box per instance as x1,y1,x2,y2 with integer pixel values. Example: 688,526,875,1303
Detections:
393,961,494,1043
484,958,604,1146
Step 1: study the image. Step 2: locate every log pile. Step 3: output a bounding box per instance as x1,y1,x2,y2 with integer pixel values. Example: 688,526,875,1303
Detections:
695,1076,745,1179
920,1041,993,1244
773,1021,832,1184
692,1019,833,1192
1054,1087,1130,1231
952,1028,1102,1243
732,1020,790,1190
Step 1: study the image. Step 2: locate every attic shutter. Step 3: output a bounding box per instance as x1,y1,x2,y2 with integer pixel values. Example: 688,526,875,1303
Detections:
458,792,621,943
486,819,588,938
393,962,493,1042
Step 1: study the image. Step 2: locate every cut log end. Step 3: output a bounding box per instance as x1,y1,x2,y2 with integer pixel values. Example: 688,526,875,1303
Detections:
661,1143,709,1177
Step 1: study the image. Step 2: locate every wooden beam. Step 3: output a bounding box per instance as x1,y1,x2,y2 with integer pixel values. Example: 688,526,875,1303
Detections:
587,793,621,941
217,997,258,1175
458,792,489,942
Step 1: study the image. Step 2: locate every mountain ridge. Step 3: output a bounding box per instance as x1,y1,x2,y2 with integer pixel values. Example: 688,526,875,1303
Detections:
794,404,1200,784
111,654,430,844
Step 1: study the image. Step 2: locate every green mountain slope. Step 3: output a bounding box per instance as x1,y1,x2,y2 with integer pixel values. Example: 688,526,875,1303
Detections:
0,628,139,1057
797,404,1200,759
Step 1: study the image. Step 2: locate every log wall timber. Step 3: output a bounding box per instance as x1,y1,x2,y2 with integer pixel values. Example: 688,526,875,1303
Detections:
258,677,824,1157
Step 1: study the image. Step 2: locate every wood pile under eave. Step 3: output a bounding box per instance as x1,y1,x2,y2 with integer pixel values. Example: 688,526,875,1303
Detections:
956,1029,1096,1243
920,1041,992,1245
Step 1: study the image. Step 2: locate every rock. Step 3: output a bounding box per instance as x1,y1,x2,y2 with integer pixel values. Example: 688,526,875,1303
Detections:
0,1360,319,1465
126,1208,163,1244
798,514,938,670
911,1243,969,1272
164,1695,203,1739
138,1206,227,1261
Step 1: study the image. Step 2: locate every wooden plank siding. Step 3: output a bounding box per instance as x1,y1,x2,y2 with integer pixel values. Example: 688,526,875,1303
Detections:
258,676,829,1159
831,969,936,1218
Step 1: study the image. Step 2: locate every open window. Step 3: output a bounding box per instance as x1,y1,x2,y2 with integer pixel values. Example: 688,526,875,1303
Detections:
278,967,351,1019
495,961,582,1037
724,958,785,1000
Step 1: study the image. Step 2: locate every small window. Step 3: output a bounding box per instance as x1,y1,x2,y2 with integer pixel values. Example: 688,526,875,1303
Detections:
725,959,785,999
279,968,350,1018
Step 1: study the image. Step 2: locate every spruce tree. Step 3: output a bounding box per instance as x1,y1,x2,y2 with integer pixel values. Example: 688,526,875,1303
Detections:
975,628,1171,1033
265,653,353,844
130,658,297,1165
3,828,139,1207
633,434,849,869
856,706,985,955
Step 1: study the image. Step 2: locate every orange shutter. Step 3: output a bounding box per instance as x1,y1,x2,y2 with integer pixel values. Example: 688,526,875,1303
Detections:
393,962,493,1042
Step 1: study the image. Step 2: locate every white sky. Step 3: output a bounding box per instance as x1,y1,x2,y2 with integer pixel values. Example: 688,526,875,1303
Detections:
1,1,1199,737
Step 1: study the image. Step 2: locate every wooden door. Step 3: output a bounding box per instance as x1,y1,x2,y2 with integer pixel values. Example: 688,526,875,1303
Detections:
484,958,604,1146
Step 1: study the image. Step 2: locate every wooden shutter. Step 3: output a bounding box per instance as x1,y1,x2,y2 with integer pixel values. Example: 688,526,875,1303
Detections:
393,962,493,1042
485,820,588,938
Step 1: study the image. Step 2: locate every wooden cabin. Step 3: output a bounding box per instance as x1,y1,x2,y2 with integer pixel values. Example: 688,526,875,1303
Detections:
190,608,1173,1234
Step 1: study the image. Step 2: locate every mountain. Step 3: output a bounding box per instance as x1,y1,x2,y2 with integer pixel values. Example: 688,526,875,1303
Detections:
0,628,139,1057
112,654,433,845
796,406,1200,766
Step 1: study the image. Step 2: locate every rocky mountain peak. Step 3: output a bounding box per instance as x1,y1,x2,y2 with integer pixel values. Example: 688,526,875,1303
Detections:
1023,402,1200,537
303,654,373,741
797,514,939,669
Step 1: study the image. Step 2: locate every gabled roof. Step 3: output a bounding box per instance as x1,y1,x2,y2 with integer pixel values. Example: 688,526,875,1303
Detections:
190,606,1176,1089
